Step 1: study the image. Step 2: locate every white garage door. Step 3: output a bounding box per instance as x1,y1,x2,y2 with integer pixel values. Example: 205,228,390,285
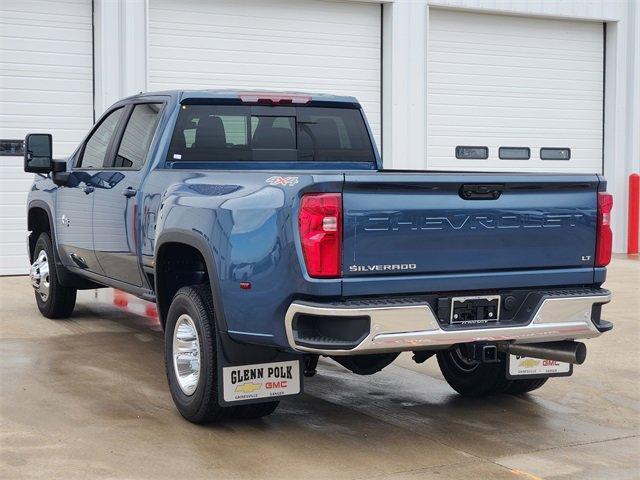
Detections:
427,9,604,173
0,0,94,275
148,0,381,144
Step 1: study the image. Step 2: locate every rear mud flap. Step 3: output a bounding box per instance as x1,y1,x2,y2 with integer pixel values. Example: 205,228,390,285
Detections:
216,332,303,407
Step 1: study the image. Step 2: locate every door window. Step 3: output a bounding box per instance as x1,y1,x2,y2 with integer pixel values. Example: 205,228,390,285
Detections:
77,108,124,168
114,103,163,169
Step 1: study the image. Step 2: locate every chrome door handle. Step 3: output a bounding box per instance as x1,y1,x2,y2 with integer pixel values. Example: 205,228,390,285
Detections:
122,187,137,198
83,185,94,194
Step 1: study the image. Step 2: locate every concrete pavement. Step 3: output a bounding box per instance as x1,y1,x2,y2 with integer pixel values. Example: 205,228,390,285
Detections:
1,257,638,479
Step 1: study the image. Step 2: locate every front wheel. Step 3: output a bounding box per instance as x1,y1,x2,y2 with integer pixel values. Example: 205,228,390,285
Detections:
164,285,279,423
437,345,512,397
30,232,76,319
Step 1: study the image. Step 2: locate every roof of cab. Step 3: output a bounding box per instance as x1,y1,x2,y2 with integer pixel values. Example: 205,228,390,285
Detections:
127,89,360,105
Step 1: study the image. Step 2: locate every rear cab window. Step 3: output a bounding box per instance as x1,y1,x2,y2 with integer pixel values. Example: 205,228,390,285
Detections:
167,104,375,164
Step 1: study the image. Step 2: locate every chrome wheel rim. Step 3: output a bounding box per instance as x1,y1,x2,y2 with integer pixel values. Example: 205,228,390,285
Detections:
30,249,50,301
172,314,201,396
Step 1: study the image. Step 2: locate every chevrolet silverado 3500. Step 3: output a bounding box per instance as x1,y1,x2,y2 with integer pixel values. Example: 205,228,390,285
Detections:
24,90,613,423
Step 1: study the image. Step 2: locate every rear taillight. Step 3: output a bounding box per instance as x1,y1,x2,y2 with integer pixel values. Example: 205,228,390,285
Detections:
299,193,342,278
596,192,613,267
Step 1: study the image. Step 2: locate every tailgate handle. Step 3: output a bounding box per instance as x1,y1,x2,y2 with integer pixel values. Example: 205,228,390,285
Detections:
459,184,504,200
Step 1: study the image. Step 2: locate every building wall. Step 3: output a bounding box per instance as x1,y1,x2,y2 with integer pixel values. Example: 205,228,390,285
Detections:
381,0,638,253
1,0,636,276
40,0,640,254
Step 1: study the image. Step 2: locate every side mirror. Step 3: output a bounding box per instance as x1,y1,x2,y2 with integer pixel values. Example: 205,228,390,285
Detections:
24,133,53,173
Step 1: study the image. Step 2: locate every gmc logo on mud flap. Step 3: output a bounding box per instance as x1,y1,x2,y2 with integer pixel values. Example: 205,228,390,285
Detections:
266,381,288,389
362,213,585,232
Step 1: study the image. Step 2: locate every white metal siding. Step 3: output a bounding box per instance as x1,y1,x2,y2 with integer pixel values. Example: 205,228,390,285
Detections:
427,9,604,172
0,0,93,275
148,0,381,144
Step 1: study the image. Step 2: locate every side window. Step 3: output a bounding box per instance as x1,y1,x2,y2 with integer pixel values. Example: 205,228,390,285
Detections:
77,108,124,168
114,103,162,169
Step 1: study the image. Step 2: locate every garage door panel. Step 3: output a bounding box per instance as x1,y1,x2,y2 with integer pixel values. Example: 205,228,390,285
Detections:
428,92,602,110
0,0,93,275
152,31,379,53
430,114,601,131
428,71,601,91
149,0,381,143
150,17,378,42
429,34,601,57
149,57,379,79
0,76,92,93
429,104,601,122
428,132,603,145
429,44,602,63
0,103,91,119
150,23,379,48
431,9,601,41
0,31,91,53
151,0,378,31
427,9,603,173
0,50,91,68
149,70,381,90
428,81,602,96
429,48,602,73
428,61,603,83
150,46,379,70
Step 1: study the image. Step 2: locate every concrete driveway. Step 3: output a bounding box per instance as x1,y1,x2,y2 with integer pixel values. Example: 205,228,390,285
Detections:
1,257,638,479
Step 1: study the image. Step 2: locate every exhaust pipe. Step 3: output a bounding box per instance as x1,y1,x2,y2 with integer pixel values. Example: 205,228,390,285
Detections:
497,341,587,365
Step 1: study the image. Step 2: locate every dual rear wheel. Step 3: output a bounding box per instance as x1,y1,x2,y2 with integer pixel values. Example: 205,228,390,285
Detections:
436,345,548,397
164,285,279,423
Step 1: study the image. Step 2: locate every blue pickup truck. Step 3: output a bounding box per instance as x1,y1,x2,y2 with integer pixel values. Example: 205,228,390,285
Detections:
23,90,613,423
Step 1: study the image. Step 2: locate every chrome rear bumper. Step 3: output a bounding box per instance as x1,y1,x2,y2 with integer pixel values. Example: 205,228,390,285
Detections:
284,290,611,355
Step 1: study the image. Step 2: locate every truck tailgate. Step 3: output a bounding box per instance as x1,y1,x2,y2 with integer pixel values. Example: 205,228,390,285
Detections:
342,172,600,282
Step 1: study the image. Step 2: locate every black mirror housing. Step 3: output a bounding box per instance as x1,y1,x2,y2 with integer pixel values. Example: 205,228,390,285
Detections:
51,160,70,186
24,133,53,173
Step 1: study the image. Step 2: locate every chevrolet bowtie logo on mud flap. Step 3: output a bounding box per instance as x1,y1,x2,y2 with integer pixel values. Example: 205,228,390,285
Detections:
361,213,585,231
235,383,262,394
519,358,541,369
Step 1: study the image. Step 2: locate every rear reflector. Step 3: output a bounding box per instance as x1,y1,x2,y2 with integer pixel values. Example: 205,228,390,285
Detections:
596,192,613,267
238,92,311,105
299,193,342,278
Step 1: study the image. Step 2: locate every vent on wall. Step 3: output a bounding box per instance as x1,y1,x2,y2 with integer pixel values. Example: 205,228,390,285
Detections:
455,146,488,159
499,147,530,160
540,148,571,160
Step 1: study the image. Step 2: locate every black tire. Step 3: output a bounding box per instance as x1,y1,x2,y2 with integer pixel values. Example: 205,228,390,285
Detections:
505,377,548,395
164,284,279,423
437,345,512,397
32,232,76,319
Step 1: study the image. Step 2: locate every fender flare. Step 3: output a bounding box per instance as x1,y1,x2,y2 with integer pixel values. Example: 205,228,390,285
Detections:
27,200,65,283
154,229,229,333
155,229,288,367
27,199,99,288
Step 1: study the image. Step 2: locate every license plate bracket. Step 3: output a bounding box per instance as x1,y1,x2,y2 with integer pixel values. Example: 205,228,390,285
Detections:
450,295,500,325
506,355,573,379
